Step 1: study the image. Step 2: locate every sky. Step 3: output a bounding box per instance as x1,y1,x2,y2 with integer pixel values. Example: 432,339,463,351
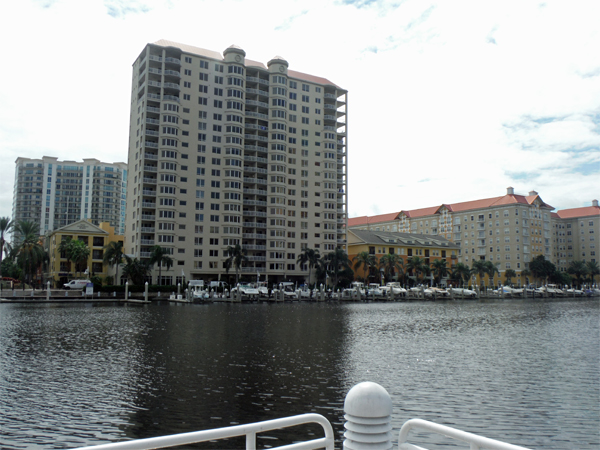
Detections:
0,0,598,223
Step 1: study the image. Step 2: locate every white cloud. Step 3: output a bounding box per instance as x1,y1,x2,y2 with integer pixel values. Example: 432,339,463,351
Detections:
0,0,598,223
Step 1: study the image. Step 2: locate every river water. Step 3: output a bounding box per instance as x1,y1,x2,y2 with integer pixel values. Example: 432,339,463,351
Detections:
0,299,598,449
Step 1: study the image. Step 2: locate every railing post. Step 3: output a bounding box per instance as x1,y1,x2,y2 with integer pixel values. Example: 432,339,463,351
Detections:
344,382,393,450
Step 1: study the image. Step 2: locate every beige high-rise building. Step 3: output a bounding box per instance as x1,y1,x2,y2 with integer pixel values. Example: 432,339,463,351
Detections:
125,40,348,285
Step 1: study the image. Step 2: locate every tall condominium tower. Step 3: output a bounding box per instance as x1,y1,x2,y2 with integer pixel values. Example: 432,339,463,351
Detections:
126,40,348,285
12,156,127,240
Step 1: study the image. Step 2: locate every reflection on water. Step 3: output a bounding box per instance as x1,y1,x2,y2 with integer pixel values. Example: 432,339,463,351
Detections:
0,299,598,449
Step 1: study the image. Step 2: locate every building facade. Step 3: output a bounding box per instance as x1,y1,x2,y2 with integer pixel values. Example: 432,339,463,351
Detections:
552,200,599,272
348,229,460,283
125,40,347,284
12,157,127,240
45,219,124,287
349,188,599,285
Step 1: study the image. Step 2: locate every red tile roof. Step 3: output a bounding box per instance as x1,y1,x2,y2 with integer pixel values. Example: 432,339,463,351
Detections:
152,40,344,89
555,205,600,219
350,193,556,225
347,212,399,227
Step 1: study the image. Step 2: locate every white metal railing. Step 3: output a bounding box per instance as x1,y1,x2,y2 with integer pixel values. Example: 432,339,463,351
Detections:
74,414,333,450
398,419,530,450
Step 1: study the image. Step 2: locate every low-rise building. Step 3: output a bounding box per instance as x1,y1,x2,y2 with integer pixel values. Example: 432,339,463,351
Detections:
348,229,459,284
45,220,124,287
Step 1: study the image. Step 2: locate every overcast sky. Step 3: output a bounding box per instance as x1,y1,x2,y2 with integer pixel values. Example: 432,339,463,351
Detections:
1,0,598,223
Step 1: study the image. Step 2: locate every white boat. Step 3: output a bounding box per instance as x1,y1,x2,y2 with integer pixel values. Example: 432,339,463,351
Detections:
496,286,524,296
381,282,408,296
231,283,260,299
343,281,365,298
367,283,384,296
189,280,208,302
449,287,477,298
272,282,298,300
254,281,269,297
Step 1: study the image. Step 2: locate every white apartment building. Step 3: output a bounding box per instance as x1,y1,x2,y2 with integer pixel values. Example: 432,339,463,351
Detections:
12,156,127,240
125,40,348,284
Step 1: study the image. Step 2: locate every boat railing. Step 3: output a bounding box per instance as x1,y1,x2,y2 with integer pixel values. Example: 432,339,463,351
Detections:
74,413,334,450
398,418,529,450
74,382,531,450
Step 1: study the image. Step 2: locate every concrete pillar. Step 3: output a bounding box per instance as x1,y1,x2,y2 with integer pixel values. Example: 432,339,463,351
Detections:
144,282,148,302
125,282,129,301
46,281,50,301
344,382,393,450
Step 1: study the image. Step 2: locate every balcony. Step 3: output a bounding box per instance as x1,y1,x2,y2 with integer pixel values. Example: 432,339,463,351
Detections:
246,100,268,108
241,267,266,273
144,153,158,160
244,155,268,164
242,233,267,239
144,141,158,148
246,111,268,120
243,222,267,228
140,227,155,233
164,70,180,77
243,188,267,196
244,145,268,153
243,211,267,217
142,189,156,196
163,95,179,102
146,118,160,125
164,57,181,65
140,239,155,245
163,82,180,90
141,202,156,208
243,245,267,251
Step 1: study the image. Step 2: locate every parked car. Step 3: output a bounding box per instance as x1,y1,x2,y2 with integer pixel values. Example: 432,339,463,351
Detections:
64,280,91,290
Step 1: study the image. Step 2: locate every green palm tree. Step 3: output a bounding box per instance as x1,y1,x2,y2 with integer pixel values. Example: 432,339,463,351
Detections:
0,217,13,280
431,258,448,285
11,221,45,288
353,251,377,282
224,244,247,286
406,256,427,284
103,241,124,285
504,269,517,285
471,259,488,286
325,247,351,290
297,248,320,287
451,263,471,287
69,240,90,277
379,253,404,284
567,260,587,287
585,260,599,285
521,269,532,286
149,245,174,285
122,255,150,285
58,236,74,276
485,261,499,287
